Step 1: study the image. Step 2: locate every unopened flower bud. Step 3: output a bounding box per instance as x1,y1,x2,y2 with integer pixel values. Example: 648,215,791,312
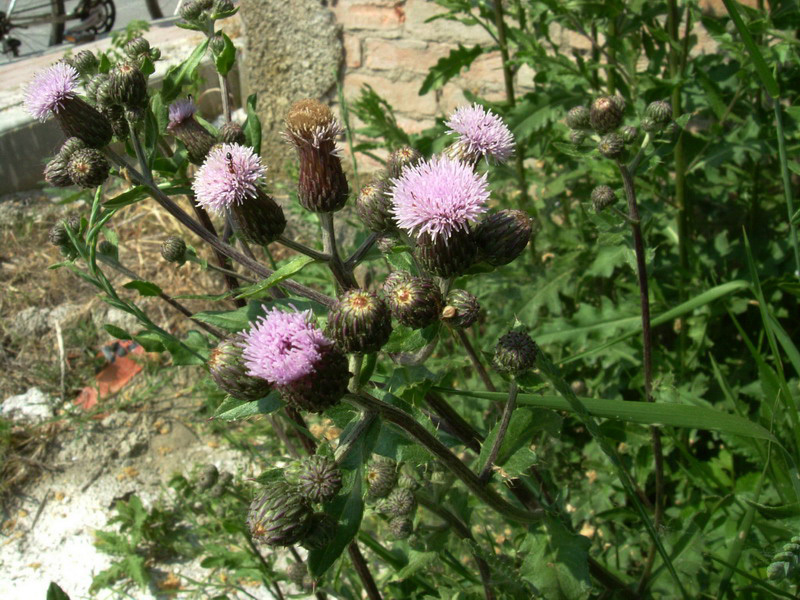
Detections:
598,133,624,158
389,516,413,539
768,561,789,581
300,512,337,550
383,487,416,517
160,235,186,263
102,104,128,139
387,276,443,329
566,105,591,130
124,37,150,59
108,62,148,109
327,289,392,354
209,34,226,56
376,233,400,254
280,345,350,413
196,464,219,490
212,0,235,17
366,458,398,498
180,0,203,21
85,74,108,105
591,185,617,212
248,481,313,547
355,179,394,232
220,122,246,145
441,289,480,329
415,229,476,278
48,215,81,247
284,455,342,504
474,209,532,267
646,100,672,124
569,130,586,145
621,125,639,144
167,99,216,164
229,189,287,245
640,116,661,133
208,335,273,401
58,137,87,162
44,157,74,187
73,50,98,76
386,146,422,179
383,270,412,296
590,96,624,134
285,99,348,213
67,148,109,188
494,331,538,375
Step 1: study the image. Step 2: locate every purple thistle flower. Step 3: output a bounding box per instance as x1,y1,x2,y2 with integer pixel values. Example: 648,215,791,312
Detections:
192,143,266,214
167,98,197,131
445,103,515,163
390,155,489,240
25,62,79,122
240,307,334,386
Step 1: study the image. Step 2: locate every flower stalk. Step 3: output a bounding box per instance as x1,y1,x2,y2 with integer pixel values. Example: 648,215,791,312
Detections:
478,379,518,483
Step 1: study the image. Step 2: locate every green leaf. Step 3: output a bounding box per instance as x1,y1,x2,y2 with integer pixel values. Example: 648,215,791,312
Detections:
123,280,163,297
745,500,800,520
236,255,317,299
721,0,779,97
103,186,147,209
213,32,236,76
521,516,591,600
392,550,438,581
192,301,266,331
438,389,778,442
160,39,210,103
213,392,282,420
383,323,439,353
103,324,132,340
418,44,483,95
243,93,261,154
47,582,71,600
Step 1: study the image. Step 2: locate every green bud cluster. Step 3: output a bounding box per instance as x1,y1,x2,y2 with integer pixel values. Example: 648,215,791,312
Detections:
494,330,538,376
366,457,419,541
327,288,392,354
767,536,800,583
160,235,187,264
385,274,443,330
48,214,82,259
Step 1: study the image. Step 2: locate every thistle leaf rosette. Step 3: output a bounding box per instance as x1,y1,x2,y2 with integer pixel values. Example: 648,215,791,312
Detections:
241,307,349,413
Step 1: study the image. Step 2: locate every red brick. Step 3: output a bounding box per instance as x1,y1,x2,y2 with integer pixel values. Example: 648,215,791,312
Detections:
332,3,405,33
343,35,363,68
344,73,437,117
363,38,449,73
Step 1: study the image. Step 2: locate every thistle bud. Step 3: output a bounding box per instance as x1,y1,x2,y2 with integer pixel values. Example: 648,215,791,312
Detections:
386,276,443,330
590,96,624,134
566,105,591,130
621,125,639,144
569,130,586,145
73,50,98,77
44,157,74,187
383,487,416,517
229,189,287,245
646,100,672,124
494,331,538,376
220,122,246,145
67,148,110,188
196,464,219,491
598,132,624,159
640,116,661,133
108,62,148,109
212,0,235,15
383,270,412,296
441,289,480,329
386,146,422,179
284,455,342,504
58,137,87,162
389,516,413,539
767,561,788,581
355,179,394,233
280,345,350,413
167,99,216,165
248,481,314,547
591,185,616,212
474,209,532,267
300,512,337,550
180,0,203,21
124,37,150,60
367,457,398,498
48,215,81,247
376,233,400,254
85,74,108,105
209,34,226,56
102,104,129,140
327,289,392,354
208,335,273,401
285,99,348,213
160,235,187,264
415,229,476,278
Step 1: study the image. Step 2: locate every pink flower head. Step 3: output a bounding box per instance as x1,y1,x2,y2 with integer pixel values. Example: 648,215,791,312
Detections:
192,143,266,214
445,103,515,163
390,155,489,239
25,62,79,121
240,307,333,386
167,98,197,131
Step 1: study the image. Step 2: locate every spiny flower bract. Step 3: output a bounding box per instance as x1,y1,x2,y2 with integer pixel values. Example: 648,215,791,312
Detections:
167,98,197,130
240,307,333,386
192,143,265,214
25,62,79,121
390,155,489,240
445,103,514,163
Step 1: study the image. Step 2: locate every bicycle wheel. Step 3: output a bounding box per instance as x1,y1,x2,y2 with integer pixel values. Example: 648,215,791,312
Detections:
1,0,65,59
145,0,181,19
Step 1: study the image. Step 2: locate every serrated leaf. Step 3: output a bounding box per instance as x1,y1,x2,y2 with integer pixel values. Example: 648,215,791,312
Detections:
418,44,483,95
104,186,148,209
236,255,317,299
521,517,591,600
393,551,438,581
123,280,163,297
213,392,282,420
192,301,266,331
384,323,439,353
243,93,261,154
213,32,236,76
160,39,210,103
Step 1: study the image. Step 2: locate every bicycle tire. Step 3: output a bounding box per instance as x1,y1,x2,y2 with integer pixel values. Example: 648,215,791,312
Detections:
50,0,65,46
145,0,163,19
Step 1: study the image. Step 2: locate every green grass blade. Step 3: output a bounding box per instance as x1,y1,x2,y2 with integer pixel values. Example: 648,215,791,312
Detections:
773,102,800,276
720,0,779,98
435,388,778,442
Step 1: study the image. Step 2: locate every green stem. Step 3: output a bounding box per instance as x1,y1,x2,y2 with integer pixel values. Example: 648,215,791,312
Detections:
348,542,382,600
478,380,518,483
774,102,800,277
348,391,543,524
607,16,617,94
454,327,496,392
320,212,358,289
277,234,331,262
345,233,379,270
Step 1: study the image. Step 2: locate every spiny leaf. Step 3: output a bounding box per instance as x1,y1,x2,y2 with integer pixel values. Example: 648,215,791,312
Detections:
419,44,484,96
